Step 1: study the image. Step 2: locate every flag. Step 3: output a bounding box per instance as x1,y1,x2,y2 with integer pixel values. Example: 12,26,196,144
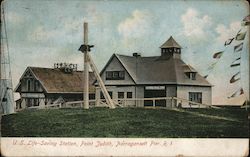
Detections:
231,57,241,65
228,88,244,98
235,31,246,40
242,15,250,26
230,72,240,83
224,38,234,46
213,51,224,59
230,63,240,67
234,43,243,52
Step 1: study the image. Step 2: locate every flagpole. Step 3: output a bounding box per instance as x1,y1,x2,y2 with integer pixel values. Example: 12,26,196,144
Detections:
83,22,89,109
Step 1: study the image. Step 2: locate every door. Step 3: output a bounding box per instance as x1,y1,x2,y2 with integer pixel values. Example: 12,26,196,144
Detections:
144,86,166,107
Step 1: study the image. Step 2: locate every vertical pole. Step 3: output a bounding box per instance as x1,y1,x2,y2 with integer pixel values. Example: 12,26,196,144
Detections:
87,53,115,109
83,22,89,109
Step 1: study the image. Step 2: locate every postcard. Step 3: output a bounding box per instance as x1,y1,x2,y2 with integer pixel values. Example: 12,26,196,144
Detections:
0,0,249,156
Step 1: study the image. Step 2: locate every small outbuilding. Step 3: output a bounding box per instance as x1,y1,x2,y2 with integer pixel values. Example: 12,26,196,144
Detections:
15,65,96,109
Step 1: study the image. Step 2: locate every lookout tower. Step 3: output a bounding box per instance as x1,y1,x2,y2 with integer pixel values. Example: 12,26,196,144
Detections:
160,36,182,59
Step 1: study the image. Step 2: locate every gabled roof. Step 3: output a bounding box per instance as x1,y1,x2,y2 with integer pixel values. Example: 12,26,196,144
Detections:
15,67,96,93
160,36,182,48
114,54,211,86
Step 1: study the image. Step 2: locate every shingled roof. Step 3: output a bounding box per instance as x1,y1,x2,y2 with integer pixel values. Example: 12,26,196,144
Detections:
160,36,182,48
16,67,96,93
114,54,211,86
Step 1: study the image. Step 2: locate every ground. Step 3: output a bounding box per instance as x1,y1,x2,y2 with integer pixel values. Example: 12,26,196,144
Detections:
1,107,249,137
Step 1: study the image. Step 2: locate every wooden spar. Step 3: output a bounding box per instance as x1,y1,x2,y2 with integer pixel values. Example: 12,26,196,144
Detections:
79,22,115,109
87,53,115,109
83,22,89,109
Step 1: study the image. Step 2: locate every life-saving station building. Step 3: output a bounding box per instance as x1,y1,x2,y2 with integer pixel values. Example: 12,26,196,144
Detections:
95,36,212,107
15,36,212,109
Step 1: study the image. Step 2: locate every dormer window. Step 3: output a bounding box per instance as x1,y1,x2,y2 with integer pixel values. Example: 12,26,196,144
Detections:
187,72,196,80
185,72,196,80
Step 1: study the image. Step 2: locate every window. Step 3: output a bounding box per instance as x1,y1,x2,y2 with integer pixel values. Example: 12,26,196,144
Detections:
34,99,39,106
27,79,31,91
100,91,113,99
34,80,39,91
127,92,132,98
108,91,113,99
186,72,196,80
119,71,125,78
106,71,112,79
118,92,124,99
106,71,125,80
26,98,32,107
189,92,202,103
190,72,196,80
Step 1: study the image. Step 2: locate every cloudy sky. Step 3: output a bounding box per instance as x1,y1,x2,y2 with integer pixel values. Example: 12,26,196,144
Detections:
2,0,249,105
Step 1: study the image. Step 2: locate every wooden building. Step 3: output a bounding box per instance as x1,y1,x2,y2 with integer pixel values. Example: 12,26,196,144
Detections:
15,65,95,110
95,36,212,107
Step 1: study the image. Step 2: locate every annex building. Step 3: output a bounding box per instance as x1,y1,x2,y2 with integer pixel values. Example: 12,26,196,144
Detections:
15,64,95,110
95,36,212,107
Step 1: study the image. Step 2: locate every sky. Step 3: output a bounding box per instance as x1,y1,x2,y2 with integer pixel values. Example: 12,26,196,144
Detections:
1,0,249,105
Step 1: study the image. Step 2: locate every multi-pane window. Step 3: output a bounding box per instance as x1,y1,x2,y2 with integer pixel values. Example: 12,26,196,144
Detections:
186,72,196,80
127,92,132,98
189,92,202,103
106,71,125,80
118,92,124,99
190,72,196,80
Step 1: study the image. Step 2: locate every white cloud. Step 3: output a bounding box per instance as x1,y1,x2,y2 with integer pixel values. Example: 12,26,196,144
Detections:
181,8,212,40
215,21,241,42
118,10,152,39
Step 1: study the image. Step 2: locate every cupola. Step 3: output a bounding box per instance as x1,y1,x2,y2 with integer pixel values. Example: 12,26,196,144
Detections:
160,36,182,59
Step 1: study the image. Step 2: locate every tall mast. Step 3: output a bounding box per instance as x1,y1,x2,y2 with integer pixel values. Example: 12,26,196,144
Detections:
83,22,89,109
79,22,115,109
0,2,15,114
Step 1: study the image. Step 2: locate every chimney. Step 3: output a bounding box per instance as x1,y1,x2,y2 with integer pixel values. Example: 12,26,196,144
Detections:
133,52,141,57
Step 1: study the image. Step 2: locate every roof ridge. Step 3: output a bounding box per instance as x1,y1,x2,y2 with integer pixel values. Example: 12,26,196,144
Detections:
29,66,53,69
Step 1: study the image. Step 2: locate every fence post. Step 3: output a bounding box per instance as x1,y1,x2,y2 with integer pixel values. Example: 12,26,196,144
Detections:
171,97,173,108
124,99,127,107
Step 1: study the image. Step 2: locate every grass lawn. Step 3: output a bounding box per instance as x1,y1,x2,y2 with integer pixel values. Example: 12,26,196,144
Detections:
1,107,249,137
